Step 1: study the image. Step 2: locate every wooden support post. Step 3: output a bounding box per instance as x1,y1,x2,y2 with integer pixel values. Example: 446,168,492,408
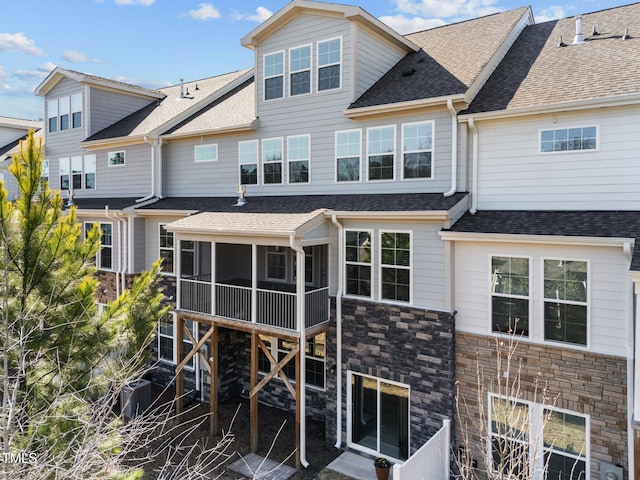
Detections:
250,332,259,453
175,315,184,415
295,347,301,469
210,325,218,437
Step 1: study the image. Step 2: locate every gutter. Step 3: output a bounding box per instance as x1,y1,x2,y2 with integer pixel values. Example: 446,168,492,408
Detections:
468,117,478,214
331,214,344,449
344,94,466,119
444,99,458,197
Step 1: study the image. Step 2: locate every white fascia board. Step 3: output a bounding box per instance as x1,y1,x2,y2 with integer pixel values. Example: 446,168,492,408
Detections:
166,225,298,238
439,230,635,248
81,136,147,151
345,95,466,119
134,209,199,217
325,210,451,220
159,121,258,141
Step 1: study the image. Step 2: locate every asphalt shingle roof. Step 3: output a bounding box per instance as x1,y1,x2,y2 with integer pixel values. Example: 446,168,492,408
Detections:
464,3,640,114
70,197,140,211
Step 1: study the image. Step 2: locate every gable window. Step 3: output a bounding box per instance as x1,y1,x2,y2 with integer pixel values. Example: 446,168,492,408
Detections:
47,100,58,133
159,224,175,275
336,130,361,182
264,51,284,100
540,127,597,153
345,230,371,298
402,121,433,179
380,231,410,303
108,151,125,167
262,138,283,184
194,144,218,162
368,126,395,181
290,45,311,96
491,256,529,336
59,96,70,131
239,140,258,185
317,38,341,91
287,135,309,184
266,246,287,281
543,259,588,346
71,93,83,129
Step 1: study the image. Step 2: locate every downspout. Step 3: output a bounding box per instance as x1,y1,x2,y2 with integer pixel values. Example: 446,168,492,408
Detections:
331,214,343,448
117,213,128,294
137,135,158,203
468,117,479,214
444,99,458,197
104,206,120,297
289,235,309,468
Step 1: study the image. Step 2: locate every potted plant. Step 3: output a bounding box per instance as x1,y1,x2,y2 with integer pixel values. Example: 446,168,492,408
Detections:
374,457,391,480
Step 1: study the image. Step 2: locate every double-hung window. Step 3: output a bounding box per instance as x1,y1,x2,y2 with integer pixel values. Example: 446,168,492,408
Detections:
194,144,218,162
239,140,258,185
402,121,433,179
84,155,96,189
491,256,529,336
368,126,395,180
543,259,588,346
287,135,309,184
71,156,83,190
336,130,361,182
266,246,287,281
290,45,311,96
345,230,371,298
262,138,283,184
42,159,49,186
540,126,597,152
264,51,284,100
159,224,175,274
380,231,411,303
59,157,70,190
71,93,83,129
60,155,96,191
59,96,70,131
85,222,112,270
47,100,58,133
158,313,175,363
317,38,341,91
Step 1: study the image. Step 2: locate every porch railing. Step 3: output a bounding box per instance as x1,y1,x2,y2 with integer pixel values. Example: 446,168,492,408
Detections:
392,418,450,480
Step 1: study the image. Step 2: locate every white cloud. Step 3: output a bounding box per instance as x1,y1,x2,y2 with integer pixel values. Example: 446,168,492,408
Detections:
535,6,566,23
0,33,43,56
393,0,500,20
188,3,221,21
62,50,100,63
39,62,57,73
114,0,154,6
0,66,6,79
13,62,56,80
232,6,273,23
379,15,445,34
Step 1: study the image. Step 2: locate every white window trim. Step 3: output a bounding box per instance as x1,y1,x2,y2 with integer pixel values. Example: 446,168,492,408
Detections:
488,255,532,338
316,36,342,92
108,150,126,167
58,96,70,131
286,134,310,184
84,154,96,190
540,257,590,349
265,246,288,283
378,230,412,305
47,99,58,133
159,223,175,276
367,125,396,182
263,50,285,101
194,143,218,163
261,137,284,185
59,157,70,191
157,312,176,365
238,139,259,185
335,129,362,184
343,229,373,300
71,93,83,129
289,43,312,97
401,120,435,181
84,221,114,271
538,125,599,154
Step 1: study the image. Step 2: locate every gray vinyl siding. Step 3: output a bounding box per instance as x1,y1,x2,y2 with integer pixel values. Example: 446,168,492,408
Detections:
133,217,146,273
0,126,28,147
88,87,155,136
44,79,87,164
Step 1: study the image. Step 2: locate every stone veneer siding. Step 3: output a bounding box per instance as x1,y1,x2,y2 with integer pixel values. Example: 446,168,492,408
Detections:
456,332,628,479
325,297,456,455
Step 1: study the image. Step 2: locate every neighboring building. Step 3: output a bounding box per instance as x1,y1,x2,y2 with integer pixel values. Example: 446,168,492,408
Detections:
0,116,43,200
32,1,639,477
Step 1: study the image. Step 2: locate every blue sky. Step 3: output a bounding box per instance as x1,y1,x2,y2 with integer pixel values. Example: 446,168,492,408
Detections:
0,0,628,121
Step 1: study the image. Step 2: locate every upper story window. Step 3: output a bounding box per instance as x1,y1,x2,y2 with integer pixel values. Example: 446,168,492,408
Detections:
59,155,96,191
47,94,83,133
402,121,433,179
239,140,258,185
491,256,529,336
380,231,411,303
262,137,283,184
194,144,218,162
290,45,311,96
543,259,588,346
264,51,284,100
159,224,175,275
317,38,341,91
47,100,58,133
368,125,395,181
71,93,83,129
59,96,70,131
345,230,371,298
336,129,361,182
540,126,597,153
287,135,309,184
108,151,125,167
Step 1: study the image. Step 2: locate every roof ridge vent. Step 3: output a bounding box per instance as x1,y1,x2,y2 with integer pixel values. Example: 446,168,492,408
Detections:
573,15,584,44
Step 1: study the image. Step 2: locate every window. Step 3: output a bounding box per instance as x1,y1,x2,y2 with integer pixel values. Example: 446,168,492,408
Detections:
47,100,58,133
42,159,49,186
287,135,309,184
181,320,196,370
239,140,258,185
540,127,597,152
195,144,218,162
262,138,283,184
59,157,70,190
159,224,175,274
490,395,587,480
336,130,361,182
85,222,113,270
543,259,588,346
264,51,284,100
368,126,395,180
402,121,433,179
181,240,196,278
71,93,83,129
491,256,529,336
60,155,95,190
59,96,70,131
380,232,410,302
158,312,175,363
266,246,287,281
345,230,371,298
317,38,341,91
84,154,96,189
290,45,311,96
71,156,82,190
108,151,125,167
